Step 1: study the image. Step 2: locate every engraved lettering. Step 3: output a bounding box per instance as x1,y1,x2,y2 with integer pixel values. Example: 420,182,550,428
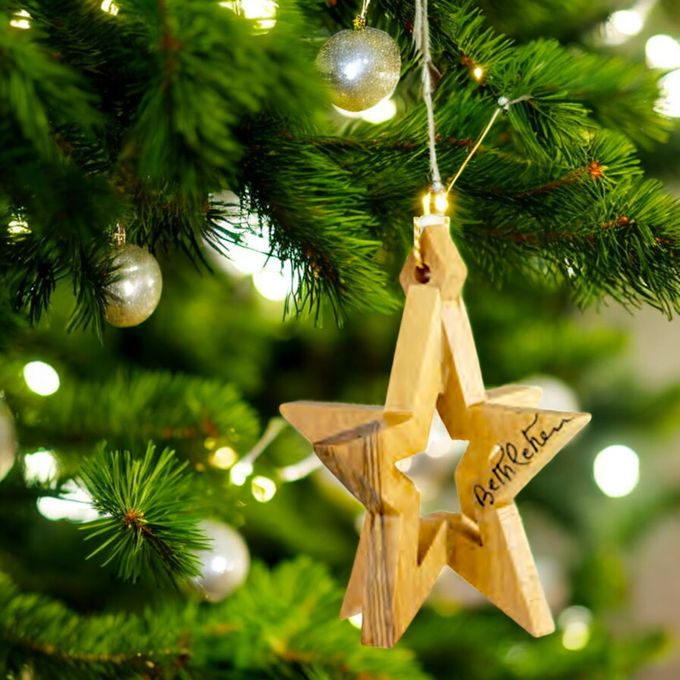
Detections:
473,413,574,508
474,484,495,507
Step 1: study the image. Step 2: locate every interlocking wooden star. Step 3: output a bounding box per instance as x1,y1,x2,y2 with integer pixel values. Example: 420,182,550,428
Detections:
281,215,590,648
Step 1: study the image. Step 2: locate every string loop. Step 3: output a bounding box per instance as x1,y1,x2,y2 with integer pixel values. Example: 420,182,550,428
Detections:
411,0,531,268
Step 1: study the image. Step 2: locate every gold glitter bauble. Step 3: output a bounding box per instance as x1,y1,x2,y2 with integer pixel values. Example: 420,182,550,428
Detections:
104,244,163,328
316,27,401,112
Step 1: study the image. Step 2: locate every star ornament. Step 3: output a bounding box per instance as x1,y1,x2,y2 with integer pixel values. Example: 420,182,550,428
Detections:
281,214,590,648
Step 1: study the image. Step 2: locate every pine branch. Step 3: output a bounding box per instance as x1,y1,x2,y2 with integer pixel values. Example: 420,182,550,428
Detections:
79,442,209,585
201,558,432,680
0,559,433,679
0,0,677,326
0,572,191,679
1,368,260,457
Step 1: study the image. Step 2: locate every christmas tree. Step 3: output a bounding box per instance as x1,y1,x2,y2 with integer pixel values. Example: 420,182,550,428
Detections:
1,0,680,677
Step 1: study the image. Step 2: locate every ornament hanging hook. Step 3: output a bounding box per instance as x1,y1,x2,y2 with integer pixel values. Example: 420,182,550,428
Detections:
354,0,372,29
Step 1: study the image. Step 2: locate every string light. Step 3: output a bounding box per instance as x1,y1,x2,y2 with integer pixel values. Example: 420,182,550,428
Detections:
37,481,98,522
24,450,58,484
558,606,592,651
335,98,398,124
219,0,277,32
8,218,30,235
596,0,656,46
227,418,287,486
9,10,31,29
593,445,640,498
657,70,680,119
646,34,680,69
100,0,120,16
471,65,484,82
251,475,277,502
252,263,296,302
210,446,238,470
209,197,297,303
348,613,363,629
230,460,253,486
23,361,60,397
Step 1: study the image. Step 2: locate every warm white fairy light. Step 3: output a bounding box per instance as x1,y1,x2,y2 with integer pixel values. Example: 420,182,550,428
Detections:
348,613,363,629
210,446,238,470
251,475,277,502
610,10,644,36
10,10,31,29
646,34,680,69
23,361,60,396
472,65,484,82
37,480,98,522
593,444,640,498
252,262,295,302
225,231,272,276
395,458,413,472
597,0,656,46
24,450,58,484
358,98,397,124
209,198,297,303
8,218,30,235
335,98,397,124
230,460,253,486
558,606,592,651
657,69,680,118
219,0,277,31
100,0,119,15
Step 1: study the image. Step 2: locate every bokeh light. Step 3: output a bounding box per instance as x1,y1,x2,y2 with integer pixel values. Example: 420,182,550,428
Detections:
593,445,640,498
23,361,60,396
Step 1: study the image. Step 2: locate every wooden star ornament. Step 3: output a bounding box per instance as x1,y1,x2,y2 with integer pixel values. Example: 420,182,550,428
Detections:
281,214,590,648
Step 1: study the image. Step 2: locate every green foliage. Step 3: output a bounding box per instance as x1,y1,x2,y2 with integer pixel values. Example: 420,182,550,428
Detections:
196,558,431,679
0,0,678,327
0,572,190,679
404,608,669,680
0,559,432,679
1,367,260,458
79,443,208,584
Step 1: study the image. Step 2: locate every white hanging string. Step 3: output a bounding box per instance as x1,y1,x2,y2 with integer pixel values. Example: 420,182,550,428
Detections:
413,0,532,202
359,0,372,21
413,0,442,190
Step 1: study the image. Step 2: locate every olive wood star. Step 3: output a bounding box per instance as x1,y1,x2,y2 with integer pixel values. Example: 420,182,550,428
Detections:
281,215,590,648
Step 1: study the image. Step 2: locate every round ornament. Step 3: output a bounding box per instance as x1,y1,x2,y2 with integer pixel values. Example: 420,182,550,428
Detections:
194,520,250,602
0,398,17,482
104,244,163,328
316,27,401,112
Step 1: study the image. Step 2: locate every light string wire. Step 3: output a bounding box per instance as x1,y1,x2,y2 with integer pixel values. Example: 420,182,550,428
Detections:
414,0,442,190
446,95,532,193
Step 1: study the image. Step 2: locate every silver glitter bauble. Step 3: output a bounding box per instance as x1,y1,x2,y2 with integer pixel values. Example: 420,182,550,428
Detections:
0,399,16,482
316,27,401,112
104,244,163,328
194,520,250,602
